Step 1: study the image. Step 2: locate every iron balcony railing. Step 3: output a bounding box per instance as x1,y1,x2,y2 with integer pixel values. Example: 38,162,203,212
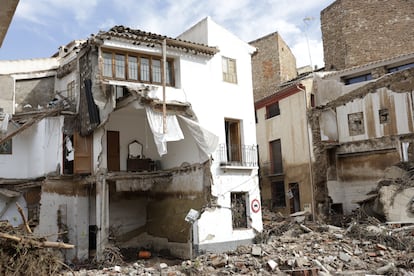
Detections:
217,143,258,167
260,161,283,176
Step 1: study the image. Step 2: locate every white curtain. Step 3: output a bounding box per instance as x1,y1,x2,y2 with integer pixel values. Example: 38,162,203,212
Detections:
145,107,184,156
178,115,218,161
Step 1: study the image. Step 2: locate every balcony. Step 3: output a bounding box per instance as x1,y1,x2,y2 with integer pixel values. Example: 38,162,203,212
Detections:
217,144,258,169
260,161,283,177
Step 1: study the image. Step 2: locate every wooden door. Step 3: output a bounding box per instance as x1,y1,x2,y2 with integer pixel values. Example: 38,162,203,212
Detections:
225,119,241,162
74,132,93,174
107,131,120,172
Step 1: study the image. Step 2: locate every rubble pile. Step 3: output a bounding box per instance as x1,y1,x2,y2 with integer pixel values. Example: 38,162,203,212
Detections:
0,221,66,275
359,161,414,222
61,209,414,276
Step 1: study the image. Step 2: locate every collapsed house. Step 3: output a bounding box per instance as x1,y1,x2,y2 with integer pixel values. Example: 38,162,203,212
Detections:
314,53,414,215
0,17,263,262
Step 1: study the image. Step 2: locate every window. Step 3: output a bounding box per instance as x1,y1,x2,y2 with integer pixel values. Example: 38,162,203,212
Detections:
222,56,237,84
348,112,365,136
140,57,150,82
67,80,75,100
270,139,283,174
266,102,280,119
388,62,414,73
379,108,389,124
271,181,286,208
128,56,138,80
102,50,175,86
152,59,162,83
115,54,125,78
310,94,315,108
166,60,174,85
231,192,248,229
0,139,12,154
343,73,372,85
103,52,113,77
225,119,241,164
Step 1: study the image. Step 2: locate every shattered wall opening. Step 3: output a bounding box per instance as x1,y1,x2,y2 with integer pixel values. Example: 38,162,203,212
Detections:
347,112,365,136
231,192,248,229
24,187,41,228
107,161,213,259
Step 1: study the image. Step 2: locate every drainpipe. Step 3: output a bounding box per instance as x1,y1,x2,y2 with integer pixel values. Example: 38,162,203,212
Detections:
296,83,316,220
162,39,167,134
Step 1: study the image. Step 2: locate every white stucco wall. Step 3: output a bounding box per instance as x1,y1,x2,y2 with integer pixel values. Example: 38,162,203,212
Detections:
178,17,262,248
36,192,89,262
336,88,413,143
0,58,59,75
0,116,63,178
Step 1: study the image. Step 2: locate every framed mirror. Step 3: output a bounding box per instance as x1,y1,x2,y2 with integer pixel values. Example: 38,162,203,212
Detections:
128,140,143,159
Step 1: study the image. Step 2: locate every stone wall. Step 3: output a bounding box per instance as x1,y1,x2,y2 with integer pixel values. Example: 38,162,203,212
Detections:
250,32,297,101
321,0,414,70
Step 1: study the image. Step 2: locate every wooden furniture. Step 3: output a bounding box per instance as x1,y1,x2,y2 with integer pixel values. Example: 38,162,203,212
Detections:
127,158,153,172
126,140,155,171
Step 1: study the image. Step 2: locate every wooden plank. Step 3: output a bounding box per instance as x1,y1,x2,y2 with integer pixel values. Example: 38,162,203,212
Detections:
0,108,61,144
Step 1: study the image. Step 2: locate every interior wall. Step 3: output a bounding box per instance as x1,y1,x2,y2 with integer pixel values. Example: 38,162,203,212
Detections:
330,150,400,213
0,117,63,178
109,190,147,237
146,197,203,243
105,106,206,171
37,180,90,262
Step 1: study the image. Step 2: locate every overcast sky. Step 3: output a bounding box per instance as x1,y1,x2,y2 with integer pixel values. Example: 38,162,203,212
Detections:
0,0,335,68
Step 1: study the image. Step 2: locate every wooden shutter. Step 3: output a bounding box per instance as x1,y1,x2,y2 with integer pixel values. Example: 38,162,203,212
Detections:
74,132,93,174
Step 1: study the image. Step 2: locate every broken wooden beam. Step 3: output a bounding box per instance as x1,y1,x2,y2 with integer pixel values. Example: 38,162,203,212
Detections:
16,202,32,234
0,108,62,144
0,232,75,249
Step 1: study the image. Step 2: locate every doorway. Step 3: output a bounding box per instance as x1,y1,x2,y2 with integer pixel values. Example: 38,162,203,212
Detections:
289,182,300,213
107,131,120,172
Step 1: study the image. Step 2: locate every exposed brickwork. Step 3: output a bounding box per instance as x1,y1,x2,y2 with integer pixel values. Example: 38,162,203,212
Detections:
250,32,297,102
321,0,414,70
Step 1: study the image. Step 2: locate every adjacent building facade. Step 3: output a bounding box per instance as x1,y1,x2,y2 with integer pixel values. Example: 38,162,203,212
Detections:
321,0,414,70
250,32,297,102
255,79,315,216
251,32,317,216
0,17,262,262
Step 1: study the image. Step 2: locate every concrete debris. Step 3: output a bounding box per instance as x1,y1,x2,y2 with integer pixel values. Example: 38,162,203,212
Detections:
58,207,414,275
358,162,414,223
251,244,262,256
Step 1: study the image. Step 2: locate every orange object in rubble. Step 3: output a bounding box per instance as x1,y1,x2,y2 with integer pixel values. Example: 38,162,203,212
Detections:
138,250,151,259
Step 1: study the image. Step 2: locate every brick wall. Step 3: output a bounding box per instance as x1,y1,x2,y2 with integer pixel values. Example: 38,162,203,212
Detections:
250,32,297,102
321,0,414,70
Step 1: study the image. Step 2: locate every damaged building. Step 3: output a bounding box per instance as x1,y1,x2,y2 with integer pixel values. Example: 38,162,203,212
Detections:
0,17,263,262
251,0,414,221
314,53,414,216
313,0,414,218
251,32,317,216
